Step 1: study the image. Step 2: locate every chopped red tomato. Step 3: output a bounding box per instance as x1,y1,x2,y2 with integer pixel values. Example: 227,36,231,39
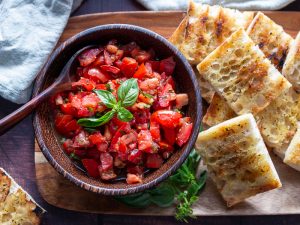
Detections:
146,154,163,168
176,118,193,147
159,57,175,75
133,63,147,79
126,173,142,184
162,126,176,145
100,65,120,74
138,130,157,153
78,48,101,67
152,110,182,128
100,152,113,171
82,159,100,178
121,57,138,77
72,77,96,91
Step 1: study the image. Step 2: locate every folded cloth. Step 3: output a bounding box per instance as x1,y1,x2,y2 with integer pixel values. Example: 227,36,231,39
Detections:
0,0,83,104
137,0,295,11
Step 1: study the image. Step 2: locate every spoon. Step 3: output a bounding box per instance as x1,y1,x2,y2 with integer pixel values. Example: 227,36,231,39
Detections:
0,45,96,136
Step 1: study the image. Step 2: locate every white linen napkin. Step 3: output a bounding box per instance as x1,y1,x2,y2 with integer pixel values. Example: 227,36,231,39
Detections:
0,0,83,104
137,0,295,11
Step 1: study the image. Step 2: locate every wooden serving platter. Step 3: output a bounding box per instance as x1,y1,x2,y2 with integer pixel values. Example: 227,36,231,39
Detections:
35,11,300,216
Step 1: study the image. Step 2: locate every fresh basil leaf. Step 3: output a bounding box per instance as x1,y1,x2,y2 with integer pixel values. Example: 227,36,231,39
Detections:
117,107,133,122
116,192,152,208
150,183,175,207
141,91,154,99
77,110,115,127
94,90,117,108
117,78,139,107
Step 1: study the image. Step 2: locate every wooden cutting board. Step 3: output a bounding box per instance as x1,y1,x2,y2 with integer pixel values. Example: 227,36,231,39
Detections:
35,11,300,216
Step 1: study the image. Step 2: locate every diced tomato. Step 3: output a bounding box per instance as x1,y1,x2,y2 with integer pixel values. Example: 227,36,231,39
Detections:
159,57,175,75
99,167,117,180
97,142,109,152
74,149,87,158
152,110,182,128
127,165,144,175
100,152,113,171
104,50,113,65
133,63,147,79
92,54,105,66
175,93,189,109
146,154,163,169
120,42,138,56
149,116,160,142
100,65,120,74
138,130,157,153
115,50,124,60
126,173,142,184
139,78,159,93
60,103,77,116
89,132,106,145
109,123,131,151
128,149,143,164
77,107,94,118
148,60,160,72
64,119,81,137
82,159,100,178
138,93,154,105
121,57,138,77
63,139,74,155
176,119,193,147
157,83,176,108
158,141,174,152
78,48,101,67
134,50,151,64
84,67,111,83
72,77,96,91
95,84,106,90
86,148,100,160
162,127,176,145
73,131,91,148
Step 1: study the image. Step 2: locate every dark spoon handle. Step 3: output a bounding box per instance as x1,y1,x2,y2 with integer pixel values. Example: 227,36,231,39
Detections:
0,82,71,136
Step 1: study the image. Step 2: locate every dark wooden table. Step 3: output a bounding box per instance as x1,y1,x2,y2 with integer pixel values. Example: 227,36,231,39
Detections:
1,0,300,224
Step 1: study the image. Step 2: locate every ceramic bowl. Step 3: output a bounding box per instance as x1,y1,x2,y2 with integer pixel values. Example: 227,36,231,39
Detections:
33,24,202,195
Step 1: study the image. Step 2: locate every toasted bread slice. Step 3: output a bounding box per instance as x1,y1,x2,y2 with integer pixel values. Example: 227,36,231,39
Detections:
247,12,293,71
193,67,215,103
283,32,300,92
0,168,44,225
176,1,253,65
255,88,300,157
284,123,300,171
197,28,291,115
203,93,236,126
196,114,282,207
169,16,188,48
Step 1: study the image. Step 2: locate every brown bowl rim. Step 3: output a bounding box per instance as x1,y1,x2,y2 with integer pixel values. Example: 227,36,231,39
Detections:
32,24,202,195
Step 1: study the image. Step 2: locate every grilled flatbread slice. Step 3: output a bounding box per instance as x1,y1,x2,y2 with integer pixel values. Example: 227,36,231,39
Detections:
283,32,300,92
176,1,253,65
202,93,236,126
197,28,291,115
195,114,282,207
255,88,300,158
284,123,300,171
169,16,188,48
247,12,293,72
0,168,45,225
193,67,215,103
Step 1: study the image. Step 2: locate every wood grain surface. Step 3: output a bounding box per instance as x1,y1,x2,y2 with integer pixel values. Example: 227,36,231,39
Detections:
35,10,300,216
1,0,300,224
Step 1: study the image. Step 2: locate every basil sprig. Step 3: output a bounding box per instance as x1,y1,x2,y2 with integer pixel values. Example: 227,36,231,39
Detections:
77,78,139,127
116,150,207,222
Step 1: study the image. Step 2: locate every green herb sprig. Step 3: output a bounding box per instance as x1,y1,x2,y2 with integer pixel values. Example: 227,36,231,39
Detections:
77,78,139,127
116,150,207,222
